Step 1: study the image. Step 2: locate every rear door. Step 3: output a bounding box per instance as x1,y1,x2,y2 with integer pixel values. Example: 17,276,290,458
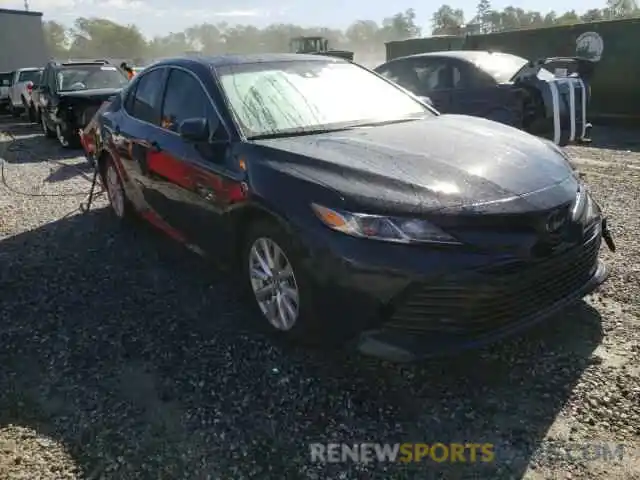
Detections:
446,60,502,116
143,67,240,253
116,67,168,210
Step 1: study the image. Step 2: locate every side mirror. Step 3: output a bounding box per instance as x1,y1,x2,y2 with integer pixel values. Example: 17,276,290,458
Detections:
418,96,434,107
178,117,211,142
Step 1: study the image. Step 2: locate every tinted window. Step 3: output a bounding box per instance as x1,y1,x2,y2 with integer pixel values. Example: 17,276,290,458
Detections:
375,63,404,85
378,59,452,95
469,52,538,83
410,59,453,91
124,83,137,113
0,73,11,87
160,69,212,133
17,70,41,83
130,68,165,124
56,65,128,91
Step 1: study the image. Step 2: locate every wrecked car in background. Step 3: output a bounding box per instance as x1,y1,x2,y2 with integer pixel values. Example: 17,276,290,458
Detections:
374,51,595,146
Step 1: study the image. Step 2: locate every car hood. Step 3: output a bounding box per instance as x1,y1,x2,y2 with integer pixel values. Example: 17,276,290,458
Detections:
59,88,121,102
250,114,577,214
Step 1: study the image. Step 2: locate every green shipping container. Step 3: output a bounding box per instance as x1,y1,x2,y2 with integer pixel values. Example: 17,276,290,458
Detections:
385,35,466,61
385,18,640,120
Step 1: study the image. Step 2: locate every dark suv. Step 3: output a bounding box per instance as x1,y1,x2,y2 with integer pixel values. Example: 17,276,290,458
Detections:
34,59,129,148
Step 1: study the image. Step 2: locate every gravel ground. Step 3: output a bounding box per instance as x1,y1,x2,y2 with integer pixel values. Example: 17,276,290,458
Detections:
0,116,638,479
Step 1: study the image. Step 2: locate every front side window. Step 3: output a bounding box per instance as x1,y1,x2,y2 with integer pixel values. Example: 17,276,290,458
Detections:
160,69,213,133
56,65,129,92
217,60,432,138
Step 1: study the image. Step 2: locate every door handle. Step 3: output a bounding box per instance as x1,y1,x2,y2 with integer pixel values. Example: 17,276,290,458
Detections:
148,140,161,152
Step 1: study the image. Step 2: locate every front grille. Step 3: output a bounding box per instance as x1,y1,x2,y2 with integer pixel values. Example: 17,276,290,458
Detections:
387,234,601,335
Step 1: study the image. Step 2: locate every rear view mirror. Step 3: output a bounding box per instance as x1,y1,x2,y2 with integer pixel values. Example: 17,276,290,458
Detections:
178,118,210,142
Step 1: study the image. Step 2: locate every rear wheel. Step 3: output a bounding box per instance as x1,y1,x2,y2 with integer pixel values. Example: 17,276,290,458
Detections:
103,156,134,222
10,104,21,118
22,97,35,123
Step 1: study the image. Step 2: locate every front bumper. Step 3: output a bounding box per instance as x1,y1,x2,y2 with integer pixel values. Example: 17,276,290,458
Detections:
300,218,611,362
355,259,607,362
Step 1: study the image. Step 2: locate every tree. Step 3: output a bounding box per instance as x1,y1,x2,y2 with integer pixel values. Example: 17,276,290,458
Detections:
39,5,640,64
68,17,147,58
606,0,638,18
431,5,466,35
43,20,67,59
474,0,493,33
582,9,606,22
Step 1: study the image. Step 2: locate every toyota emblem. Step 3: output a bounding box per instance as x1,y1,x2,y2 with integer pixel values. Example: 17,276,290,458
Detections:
545,210,567,233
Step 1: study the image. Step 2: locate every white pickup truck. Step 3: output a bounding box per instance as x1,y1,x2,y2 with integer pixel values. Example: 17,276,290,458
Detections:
8,67,42,121
0,71,12,112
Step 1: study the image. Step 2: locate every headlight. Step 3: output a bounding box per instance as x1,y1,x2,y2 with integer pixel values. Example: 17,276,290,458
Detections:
572,187,601,225
310,203,461,245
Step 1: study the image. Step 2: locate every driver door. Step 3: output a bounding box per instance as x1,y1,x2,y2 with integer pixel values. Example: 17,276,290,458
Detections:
142,67,238,253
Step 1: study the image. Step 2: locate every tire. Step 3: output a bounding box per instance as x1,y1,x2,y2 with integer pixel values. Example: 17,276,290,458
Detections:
242,219,334,346
102,155,135,222
22,97,35,123
55,122,80,149
27,103,36,123
40,110,55,138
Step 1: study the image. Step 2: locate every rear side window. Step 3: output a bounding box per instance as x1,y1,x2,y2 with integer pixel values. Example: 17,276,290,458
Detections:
129,68,165,124
160,68,213,133
0,74,11,87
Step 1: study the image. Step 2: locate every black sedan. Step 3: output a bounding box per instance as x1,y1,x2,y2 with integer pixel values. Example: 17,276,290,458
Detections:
374,51,595,146
80,54,614,362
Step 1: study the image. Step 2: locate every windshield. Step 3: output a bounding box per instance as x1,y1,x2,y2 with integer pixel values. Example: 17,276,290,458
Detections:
18,70,41,83
472,52,554,83
216,60,432,138
56,65,129,91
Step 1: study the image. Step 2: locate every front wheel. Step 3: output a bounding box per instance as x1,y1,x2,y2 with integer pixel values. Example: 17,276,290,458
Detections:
243,220,327,344
55,122,79,148
41,112,56,138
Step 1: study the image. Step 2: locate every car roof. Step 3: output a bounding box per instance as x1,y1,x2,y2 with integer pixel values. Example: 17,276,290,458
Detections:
386,50,525,64
16,67,42,72
150,53,345,69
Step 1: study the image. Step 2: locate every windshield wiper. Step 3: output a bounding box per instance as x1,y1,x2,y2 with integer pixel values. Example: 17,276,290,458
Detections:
247,127,353,140
348,116,428,128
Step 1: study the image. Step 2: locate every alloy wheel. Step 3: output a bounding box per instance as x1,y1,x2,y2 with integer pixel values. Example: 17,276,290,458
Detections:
105,163,125,218
248,237,300,331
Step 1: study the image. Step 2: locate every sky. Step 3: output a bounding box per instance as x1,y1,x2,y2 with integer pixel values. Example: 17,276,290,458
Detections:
0,0,607,39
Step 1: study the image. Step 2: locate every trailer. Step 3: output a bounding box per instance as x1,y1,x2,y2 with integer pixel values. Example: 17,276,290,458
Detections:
0,8,48,72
